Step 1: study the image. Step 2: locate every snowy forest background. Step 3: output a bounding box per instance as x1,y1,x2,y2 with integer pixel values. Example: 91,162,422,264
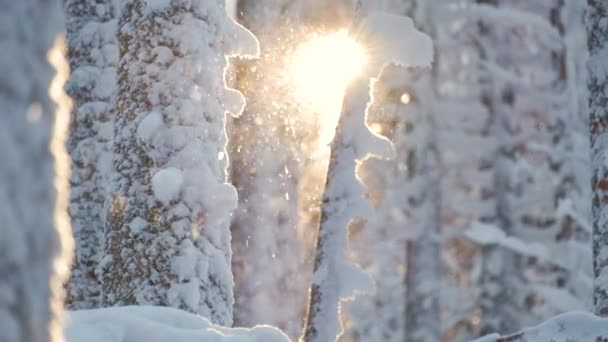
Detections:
5,0,608,341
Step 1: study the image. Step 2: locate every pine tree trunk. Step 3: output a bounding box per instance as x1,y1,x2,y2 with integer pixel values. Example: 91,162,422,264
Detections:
229,1,311,337
0,1,72,341
587,0,608,317
403,3,442,341
303,76,379,342
428,1,498,339
64,0,118,310
103,0,255,325
341,3,440,342
475,0,520,334
404,132,442,342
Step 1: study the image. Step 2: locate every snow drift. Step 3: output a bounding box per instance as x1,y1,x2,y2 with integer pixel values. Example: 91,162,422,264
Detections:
64,306,290,342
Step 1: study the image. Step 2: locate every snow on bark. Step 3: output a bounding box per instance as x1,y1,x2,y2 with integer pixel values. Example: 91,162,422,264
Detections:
103,0,259,326
346,5,442,342
64,306,291,342
402,4,443,342
472,2,526,334
419,2,498,339
397,69,443,342
467,1,569,334
0,1,72,341
302,13,433,342
341,72,417,342
455,0,593,336
587,0,608,317
64,0,118,310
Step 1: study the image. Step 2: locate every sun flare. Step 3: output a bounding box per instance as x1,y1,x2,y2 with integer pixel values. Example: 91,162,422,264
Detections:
291,30,367,117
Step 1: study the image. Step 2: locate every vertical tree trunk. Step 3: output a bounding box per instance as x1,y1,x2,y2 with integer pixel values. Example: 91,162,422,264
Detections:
474,0,590,333
403,3,442,341
64,0,118,310
587,0,608,317
229,0,311,337
303,76,381,342
342,2,441,342
475,0,520,335
0,1,72,341
404,101,442,342
103,0,257,325
431,1,498,339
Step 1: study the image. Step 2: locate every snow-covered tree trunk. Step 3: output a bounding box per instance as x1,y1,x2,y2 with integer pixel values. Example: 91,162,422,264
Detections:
340,70,418,342
418,2,498,339
64,0,118,310
469,0,592,334
341,3,444,342
402,4,443,342
587,0,608,317
302,75,379,342
507,0,592,320
403,90,442,342
474,1,521,335
103,0,258,325
303,15,433,341
0,1,72,341
229,1,311,337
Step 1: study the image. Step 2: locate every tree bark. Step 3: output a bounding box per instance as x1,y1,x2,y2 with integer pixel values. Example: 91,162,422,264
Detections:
303,75,380,342
587,0,608,317
64,0,118,310
103,0,256,325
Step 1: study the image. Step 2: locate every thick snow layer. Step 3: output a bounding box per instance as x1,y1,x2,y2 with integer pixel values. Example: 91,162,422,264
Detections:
105,0,260,325
473,311,608,342
145,0,171,12
355,13,434,74
225,0,237,19
304,12,433,342
152,168,184,204
137,111,164,143
64,306,290,342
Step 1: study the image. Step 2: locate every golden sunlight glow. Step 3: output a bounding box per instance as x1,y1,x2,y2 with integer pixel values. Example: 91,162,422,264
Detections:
291,30,367,117
48,35,73,342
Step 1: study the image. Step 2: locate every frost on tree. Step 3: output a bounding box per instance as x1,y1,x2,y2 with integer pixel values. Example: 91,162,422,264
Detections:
460,0,593,334
588,0,608,317
64,0,118,310
0,0,72,341
341,3,441,342
401,70,443,342
103,0,259,325
499,0,593,322
229,0,313,337
303,13,433,342
349,66,441,342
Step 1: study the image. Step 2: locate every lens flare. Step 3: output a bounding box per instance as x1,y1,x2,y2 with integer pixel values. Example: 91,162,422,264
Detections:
290,30,367,120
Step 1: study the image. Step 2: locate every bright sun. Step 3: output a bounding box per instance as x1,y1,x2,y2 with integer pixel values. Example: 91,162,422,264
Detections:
291,30,368,117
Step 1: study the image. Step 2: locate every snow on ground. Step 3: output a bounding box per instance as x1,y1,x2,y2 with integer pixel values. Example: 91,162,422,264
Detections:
64,306,290,342
473,311,608,342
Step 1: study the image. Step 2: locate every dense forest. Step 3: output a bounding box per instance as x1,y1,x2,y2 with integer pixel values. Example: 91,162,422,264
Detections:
2,0,608,341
